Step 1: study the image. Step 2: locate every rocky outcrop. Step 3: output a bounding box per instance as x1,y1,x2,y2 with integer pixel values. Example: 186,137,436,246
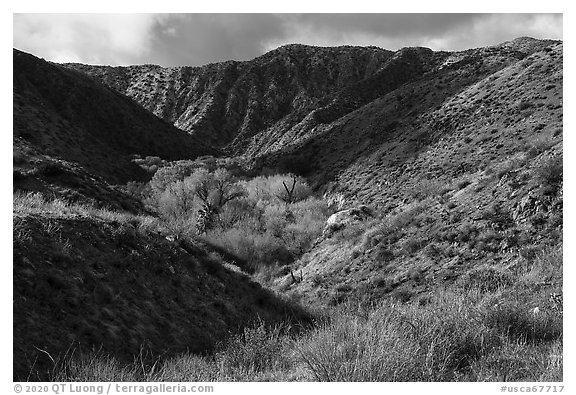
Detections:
323,205,373,237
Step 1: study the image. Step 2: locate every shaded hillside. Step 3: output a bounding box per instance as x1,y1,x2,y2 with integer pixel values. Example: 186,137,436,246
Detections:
13,194,311,381
13,49,218,185
13,138,145,213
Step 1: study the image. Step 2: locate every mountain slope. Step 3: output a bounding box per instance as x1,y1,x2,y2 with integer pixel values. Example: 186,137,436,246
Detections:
64,45,394,151
14,49,218,185
13,194,310,380
64,38,559,177
272,41,563,307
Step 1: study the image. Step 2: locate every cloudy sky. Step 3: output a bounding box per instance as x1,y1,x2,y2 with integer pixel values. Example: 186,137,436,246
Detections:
13,14,563,67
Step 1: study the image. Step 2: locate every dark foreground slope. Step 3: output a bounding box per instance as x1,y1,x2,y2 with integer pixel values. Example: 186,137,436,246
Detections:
13,138,146,213
13,194,310,381
14,49,218,185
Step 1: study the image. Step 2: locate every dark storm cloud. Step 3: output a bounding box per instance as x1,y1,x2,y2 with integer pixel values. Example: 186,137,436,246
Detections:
146,14,484,66
285,13,481,38
13,14,562,67
146,14,287,66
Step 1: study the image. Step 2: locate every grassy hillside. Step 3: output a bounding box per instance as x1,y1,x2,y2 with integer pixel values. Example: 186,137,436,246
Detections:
13,138,146,213
51,246,563,382
13,193,312,381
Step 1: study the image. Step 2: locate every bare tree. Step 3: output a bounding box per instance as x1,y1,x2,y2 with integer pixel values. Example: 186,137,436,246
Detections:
278,175,297,204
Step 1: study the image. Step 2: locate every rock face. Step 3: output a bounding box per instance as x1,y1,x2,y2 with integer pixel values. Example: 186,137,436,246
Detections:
324,205,373,237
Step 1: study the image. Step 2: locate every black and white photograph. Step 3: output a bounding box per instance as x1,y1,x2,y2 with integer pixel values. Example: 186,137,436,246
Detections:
11,10,565,387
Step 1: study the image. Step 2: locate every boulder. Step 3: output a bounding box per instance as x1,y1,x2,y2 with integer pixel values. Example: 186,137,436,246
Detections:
323,205,373,237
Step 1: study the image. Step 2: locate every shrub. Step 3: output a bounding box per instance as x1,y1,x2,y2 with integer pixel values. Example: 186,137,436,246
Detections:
152,354,219,381
484,303,562,343
38,162,65,177
536,156,562,189
408,179,445,201
457,179,471,190
147,160,200,195
51,352,142,382
458,266,514,293
401,236,427,255
132,155,165,174
205,226,292,271
296,292,500,381
517,100,533,111
215,321,291,379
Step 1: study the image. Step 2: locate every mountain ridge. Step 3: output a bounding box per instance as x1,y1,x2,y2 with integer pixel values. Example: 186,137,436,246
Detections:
13,48,219,185
61,38,560,177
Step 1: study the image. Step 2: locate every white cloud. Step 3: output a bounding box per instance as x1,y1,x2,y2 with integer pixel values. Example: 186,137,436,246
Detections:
263,13,562,53
13,14,563,66
422,14,563,51
13,14,162,65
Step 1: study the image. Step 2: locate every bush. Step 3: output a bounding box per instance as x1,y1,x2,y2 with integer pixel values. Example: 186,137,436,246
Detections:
215,321,291,379
458,266,514,293
132,155,165,174
205,226,292,271
485,303,562,343
296,292,500,381
401,237,427,255
536,156,562,189
39,162,65,177
147,160,200,195
408,179,446,201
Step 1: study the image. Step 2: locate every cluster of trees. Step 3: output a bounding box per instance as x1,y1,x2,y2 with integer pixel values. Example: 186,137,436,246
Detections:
129,159,339,273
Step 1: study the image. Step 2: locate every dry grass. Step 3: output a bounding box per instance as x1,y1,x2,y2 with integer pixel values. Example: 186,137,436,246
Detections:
52,245,562,382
